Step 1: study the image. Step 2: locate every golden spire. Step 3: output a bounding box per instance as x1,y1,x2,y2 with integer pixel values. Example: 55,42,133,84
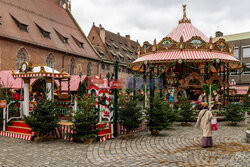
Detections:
179,4,191,24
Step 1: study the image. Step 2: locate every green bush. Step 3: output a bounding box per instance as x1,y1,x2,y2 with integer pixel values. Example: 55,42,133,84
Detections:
119,97,142,133
24,99,59,137
248,127,250,131
224,103,245,125
146,95,178,135
71,96,98,142
177,97,194,123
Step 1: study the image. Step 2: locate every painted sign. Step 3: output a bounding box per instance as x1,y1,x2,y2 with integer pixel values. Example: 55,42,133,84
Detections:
111,81,122,89
91,78,104,84
0,100,7,108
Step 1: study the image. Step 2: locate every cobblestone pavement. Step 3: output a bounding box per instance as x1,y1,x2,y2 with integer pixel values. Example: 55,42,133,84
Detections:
0,122,249,167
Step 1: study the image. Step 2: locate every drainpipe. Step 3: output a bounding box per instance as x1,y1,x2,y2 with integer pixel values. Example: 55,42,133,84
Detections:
62,51,67,71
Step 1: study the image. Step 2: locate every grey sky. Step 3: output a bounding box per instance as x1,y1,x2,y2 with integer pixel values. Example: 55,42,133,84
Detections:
71,0,250,45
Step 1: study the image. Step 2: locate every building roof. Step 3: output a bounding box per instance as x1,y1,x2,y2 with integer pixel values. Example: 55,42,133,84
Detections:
92,24,140,65
213,31,250,42
0,0,100,60
166,5,209,42
167,22,209,42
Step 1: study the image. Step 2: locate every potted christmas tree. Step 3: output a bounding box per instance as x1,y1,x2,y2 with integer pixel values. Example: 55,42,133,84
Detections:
224,103,245,126
71,95,98,143
119,97,142,139
147,95,177,135
24,98,59,141
178,97,194,126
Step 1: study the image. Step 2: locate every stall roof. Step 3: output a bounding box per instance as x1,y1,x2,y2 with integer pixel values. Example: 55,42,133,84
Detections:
57,75,87,92
0,70,37,89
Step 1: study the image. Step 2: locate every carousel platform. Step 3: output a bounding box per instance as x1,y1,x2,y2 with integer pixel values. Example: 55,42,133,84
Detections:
0,120,35,141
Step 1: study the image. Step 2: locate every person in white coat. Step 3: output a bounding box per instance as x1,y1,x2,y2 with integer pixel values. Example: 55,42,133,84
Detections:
195,102,213,147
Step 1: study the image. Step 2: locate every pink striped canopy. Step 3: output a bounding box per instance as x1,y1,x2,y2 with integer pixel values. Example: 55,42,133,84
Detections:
133,50,239,64
166,23,209,42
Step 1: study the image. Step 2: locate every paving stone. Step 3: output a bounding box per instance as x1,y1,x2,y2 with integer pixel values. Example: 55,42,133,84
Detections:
0,122,249,166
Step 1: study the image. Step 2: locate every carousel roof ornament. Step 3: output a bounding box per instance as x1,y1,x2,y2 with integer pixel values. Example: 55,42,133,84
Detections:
179,5,191,24
132,5,240,68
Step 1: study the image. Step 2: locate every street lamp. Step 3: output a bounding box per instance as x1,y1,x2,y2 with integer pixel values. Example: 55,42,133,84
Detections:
106,72,110,87
79,72,82,96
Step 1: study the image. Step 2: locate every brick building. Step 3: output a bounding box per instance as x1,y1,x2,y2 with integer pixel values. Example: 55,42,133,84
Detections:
214,31,250,85
88,23,140,81
0,0,101,76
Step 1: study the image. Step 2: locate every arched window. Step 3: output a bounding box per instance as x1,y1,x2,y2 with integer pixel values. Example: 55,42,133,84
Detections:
68,58,75,75
46,54,54,68
16,48,27,70
87,62,91,76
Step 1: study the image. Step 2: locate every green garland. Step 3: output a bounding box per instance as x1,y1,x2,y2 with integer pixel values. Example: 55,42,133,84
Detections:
129,59,244,74
183,59,216,70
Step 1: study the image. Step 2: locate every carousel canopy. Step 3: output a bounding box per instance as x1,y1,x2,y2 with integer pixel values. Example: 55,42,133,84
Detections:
12,63,70,79
132,5,240,67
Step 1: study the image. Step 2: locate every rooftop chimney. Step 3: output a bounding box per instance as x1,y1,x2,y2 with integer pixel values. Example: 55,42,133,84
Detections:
215,31,223,37
126,35,131,47
99,24,105,43
57,0,71,11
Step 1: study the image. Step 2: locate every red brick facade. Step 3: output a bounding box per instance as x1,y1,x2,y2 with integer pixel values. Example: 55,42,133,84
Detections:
88,24,140,82
0,0,101,76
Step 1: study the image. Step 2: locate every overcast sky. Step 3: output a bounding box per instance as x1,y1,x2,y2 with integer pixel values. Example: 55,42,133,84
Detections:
71,0,250,45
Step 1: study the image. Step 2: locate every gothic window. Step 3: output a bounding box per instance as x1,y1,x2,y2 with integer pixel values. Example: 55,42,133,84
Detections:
102,64,105,70
68,58,75,75
16,48,27,70
46,54,54,68
87,62,92,76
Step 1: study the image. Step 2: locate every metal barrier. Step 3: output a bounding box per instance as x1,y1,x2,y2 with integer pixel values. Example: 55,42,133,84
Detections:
3,101,22,131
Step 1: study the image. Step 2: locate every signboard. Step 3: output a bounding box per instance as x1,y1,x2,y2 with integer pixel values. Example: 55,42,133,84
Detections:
91,78,104,84
111,81,122,89
0,100,7,108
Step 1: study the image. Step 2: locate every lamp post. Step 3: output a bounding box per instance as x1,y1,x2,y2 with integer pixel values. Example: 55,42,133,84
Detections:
79,72,82,97
106,72,110,87
113,60,119,137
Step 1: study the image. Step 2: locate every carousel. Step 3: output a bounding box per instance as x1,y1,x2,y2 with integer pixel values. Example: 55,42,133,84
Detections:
130,5,243,110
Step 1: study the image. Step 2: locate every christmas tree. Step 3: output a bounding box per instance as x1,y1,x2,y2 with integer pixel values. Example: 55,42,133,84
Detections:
71,95,98,142
119,97,142,133
224,103,245,125
147,95,177,135
178,97,194,124
24,99,59,137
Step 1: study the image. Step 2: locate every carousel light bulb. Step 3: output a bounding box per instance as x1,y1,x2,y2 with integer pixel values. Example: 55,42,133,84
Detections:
144,60,148,65
178,59,183,64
